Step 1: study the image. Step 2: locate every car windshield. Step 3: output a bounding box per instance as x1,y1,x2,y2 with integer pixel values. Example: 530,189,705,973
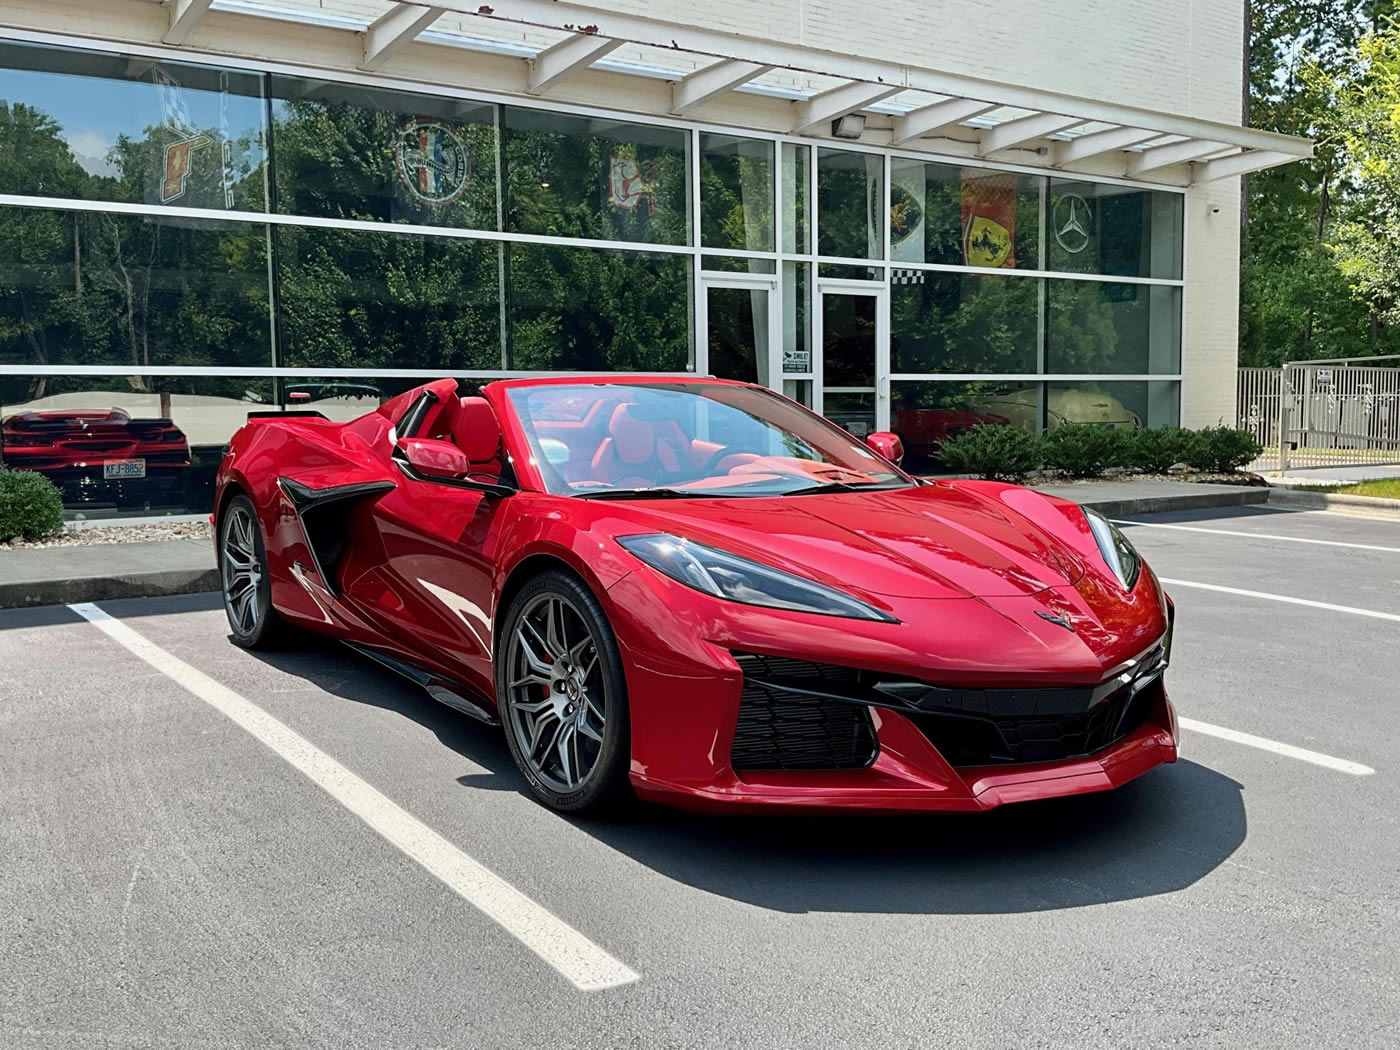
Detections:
505,382,913,498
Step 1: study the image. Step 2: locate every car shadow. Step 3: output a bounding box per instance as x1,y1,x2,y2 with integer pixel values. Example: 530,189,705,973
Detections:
0,590,225,630
251,639,1247,917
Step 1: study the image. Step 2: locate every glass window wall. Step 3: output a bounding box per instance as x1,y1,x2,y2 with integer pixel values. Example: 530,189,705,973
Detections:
891,272,1039,375
699,133,773,252
506,244,692,371
817,147,883,260
275,225,502,371
504,108,688,245
0,207,272,369
0,41,268,211
889,159,1040,269
270,77,497,230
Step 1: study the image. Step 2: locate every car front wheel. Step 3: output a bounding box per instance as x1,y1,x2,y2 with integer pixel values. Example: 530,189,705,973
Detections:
497,570,631,814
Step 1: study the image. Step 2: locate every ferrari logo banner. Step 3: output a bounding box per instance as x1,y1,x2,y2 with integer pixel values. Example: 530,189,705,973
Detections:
961,172,1017,268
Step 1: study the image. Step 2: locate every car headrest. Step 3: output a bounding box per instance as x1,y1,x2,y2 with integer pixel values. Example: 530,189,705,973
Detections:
608,404,656,465
450,396,501,463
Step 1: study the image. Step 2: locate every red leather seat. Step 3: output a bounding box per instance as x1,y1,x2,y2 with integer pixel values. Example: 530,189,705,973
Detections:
439,395,503,478
590,404,680,486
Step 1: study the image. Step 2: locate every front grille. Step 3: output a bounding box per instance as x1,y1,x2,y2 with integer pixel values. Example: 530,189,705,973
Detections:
729,646,1166,771
730,653,877,771
909,678,1161,766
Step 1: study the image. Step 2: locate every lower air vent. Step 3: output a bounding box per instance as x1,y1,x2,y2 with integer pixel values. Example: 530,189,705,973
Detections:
730,653,878,772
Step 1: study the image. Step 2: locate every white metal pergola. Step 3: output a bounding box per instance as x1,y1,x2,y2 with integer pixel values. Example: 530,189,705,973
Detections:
144,0,1311,184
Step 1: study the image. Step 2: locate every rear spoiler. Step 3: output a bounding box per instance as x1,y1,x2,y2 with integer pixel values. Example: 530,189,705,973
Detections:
245,410,328,420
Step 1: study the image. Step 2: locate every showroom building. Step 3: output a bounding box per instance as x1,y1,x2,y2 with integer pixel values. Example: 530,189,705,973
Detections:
0,0,1309,512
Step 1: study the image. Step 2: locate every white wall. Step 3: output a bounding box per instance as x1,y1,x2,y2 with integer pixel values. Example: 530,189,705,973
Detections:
1182,179,1243,428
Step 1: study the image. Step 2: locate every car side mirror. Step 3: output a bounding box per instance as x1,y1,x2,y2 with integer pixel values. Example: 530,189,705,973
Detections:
865,431,905,466
396,436,470,480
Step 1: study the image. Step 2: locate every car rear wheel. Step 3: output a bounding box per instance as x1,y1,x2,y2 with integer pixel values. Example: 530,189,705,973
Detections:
497,571,631,814
220,493,287,649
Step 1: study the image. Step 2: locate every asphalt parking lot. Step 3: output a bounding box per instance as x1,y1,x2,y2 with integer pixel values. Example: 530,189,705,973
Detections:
2,504,1398,1050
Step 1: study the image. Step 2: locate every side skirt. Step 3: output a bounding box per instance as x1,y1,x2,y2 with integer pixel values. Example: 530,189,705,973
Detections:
345,641,500,726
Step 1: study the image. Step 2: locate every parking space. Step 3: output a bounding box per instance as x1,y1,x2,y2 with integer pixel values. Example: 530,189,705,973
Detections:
3,504,1399,1049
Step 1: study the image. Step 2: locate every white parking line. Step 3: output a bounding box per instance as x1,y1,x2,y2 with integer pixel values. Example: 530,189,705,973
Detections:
1115,519,1400,554
1158,578,1400,624
1180,717,1375,776
69,602,639,993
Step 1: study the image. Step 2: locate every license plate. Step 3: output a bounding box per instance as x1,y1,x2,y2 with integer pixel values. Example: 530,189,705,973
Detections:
103,458,146,480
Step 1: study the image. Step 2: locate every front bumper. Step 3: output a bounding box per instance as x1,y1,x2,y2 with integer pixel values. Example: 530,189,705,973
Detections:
607,566,1177,814
632,700,1176,813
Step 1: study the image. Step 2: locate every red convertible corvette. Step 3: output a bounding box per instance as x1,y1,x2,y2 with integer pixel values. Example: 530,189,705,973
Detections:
214,376,1177,814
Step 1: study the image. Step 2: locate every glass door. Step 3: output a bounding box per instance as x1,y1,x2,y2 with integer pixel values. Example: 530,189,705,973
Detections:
700,276,779,388
816,282,888,436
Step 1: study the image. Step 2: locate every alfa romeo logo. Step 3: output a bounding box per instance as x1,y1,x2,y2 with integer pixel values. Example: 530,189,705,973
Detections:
1052,192,1092,254
396,119,470,206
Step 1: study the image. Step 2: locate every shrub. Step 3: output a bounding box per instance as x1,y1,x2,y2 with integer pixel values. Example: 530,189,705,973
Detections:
1185,426,1264,474
0,467,65,543
938,424,1045,482
1043,423,1132,478
1130,427,1195,473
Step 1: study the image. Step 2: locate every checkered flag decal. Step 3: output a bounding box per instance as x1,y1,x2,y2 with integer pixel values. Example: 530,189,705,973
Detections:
890,268,925,285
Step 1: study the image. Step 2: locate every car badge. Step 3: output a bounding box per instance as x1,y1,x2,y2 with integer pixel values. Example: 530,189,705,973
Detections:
1035,610,1076,632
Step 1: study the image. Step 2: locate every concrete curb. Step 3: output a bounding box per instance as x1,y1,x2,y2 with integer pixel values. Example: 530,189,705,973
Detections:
1267,486,1400,519
1035,487,1272,518
0,568,220,610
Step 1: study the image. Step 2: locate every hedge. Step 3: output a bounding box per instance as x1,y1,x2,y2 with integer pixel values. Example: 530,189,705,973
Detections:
0,468,65,543
935,424,1262,482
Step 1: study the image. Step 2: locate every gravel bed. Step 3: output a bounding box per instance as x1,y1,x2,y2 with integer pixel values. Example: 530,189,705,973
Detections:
1,520,213,551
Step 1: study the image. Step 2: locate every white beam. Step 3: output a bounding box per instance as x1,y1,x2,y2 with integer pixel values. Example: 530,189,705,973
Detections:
527,33,623,94
891,98,997,145
164,0,214,45
361,4,445,72
1124,138,1232,176
1193,149,1302,183
671,60,773,114
792,80,902,134
977,113,1081,156
441,0,1311,159
1051,126,1158,166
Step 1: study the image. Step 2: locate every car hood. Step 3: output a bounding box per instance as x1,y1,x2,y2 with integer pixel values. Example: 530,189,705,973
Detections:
597,484,1087,600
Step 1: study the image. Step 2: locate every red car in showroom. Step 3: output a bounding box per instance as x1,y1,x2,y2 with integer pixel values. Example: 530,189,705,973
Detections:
214,376,1177,815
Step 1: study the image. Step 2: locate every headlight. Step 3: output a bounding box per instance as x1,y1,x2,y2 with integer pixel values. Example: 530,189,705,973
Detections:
1083,508,1142,591
617,533,897,622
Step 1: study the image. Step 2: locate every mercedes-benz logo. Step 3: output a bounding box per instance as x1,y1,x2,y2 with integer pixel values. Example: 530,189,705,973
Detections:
1052,193,1092,254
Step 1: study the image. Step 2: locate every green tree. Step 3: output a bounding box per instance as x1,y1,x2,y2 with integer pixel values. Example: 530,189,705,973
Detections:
1241,0,1400,364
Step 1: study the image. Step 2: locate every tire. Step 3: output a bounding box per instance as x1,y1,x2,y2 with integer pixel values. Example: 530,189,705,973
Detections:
496,570,632,815
219,493,289,649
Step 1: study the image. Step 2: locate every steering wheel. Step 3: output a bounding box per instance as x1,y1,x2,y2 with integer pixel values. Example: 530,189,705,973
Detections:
697,445,767,474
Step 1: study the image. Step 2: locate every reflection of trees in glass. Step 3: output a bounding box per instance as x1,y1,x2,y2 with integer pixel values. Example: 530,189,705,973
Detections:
0,199,270,400
0,54,268,212
891,274,1039,374
817,149,881,259
700,136,773,252
0,92,270,401
505,110,688,245
277,226,501,371
1045,281,1136,373
508,244,690,372
271,93,495,229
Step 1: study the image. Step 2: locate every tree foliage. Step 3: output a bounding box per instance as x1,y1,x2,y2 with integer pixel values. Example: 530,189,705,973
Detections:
1242,1,1400,364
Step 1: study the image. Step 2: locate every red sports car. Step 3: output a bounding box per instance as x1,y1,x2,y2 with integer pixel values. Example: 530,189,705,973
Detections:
1,408,191,504
214,376,1177,815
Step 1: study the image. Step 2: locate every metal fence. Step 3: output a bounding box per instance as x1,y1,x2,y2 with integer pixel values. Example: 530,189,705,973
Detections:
1237,358,1400,474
